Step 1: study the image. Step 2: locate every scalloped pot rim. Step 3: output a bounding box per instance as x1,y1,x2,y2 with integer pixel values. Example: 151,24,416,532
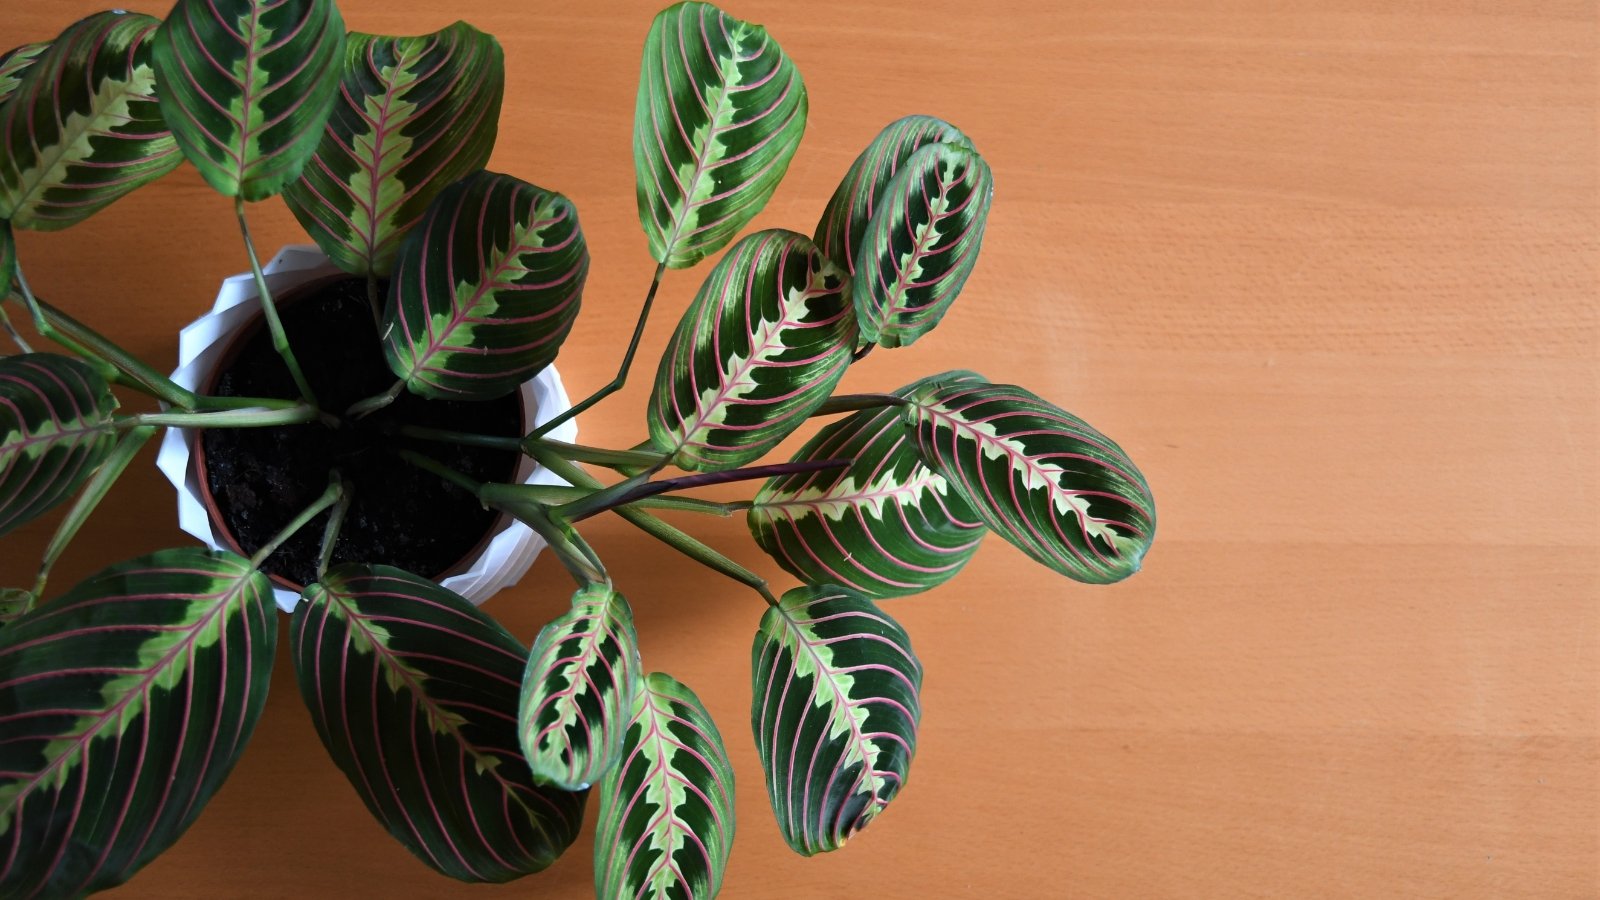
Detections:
154,245,577,612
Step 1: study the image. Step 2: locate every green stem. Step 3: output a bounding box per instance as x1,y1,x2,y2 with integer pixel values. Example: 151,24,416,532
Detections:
483,482,737,517
191,393,303,411
33,425,158,598
11,277,133,392
235,196,319,408
366,274,383,327
851,343,875,364
117,404,319,429
529,447,775,605
466,476,611,588
249,475,345,571
526,261,666,440
316,474,353,578
555,458,846,523
399,424,523,452
527,437,668,471
395,449,484,496
346,378,404,419
0,300,32,352
812,392,907,416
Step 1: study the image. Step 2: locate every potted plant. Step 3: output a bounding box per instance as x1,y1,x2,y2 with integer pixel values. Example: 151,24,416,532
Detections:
0,1,1158,897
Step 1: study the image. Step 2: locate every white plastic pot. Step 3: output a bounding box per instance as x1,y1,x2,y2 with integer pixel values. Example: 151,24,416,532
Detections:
154,245,576,612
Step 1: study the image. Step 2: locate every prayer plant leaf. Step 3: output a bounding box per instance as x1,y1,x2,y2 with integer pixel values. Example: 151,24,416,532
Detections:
751,584,922,856
0,352,118,538
0,548,275,897
852,141,993,348
813,115,970,277
634,0,806,269
152,0,346,201
0,12,180,230
293,565,585,882
648,229,855,472
594,672,736,900
284,23,505,277
384,169,588,401
903,377,1157,584
519,584,644,792
0,42,51,108
748,372,987,598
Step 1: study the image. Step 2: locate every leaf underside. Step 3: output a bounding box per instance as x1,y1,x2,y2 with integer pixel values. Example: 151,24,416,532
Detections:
595,672,736,900
634,0,807,269
752,584,922,856
384,169,589,401
0,352,118,537
0,12,180,230
0,549,276,897
519,584,644,792
648,229,856,472
152,0,346,200
284,23,505,277
749,372,987,598
293,565,585,882
904,377,1157,584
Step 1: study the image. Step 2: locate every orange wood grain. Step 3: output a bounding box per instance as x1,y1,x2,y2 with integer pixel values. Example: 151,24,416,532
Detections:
2,1,1596,896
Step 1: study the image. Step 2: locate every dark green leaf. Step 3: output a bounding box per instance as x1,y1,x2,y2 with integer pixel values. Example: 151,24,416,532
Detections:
595,672,735,900
519,583,643,791
384,170,588,400
813,115,970,275
0,549,276,896
0,352,118,537
0,42,50,108
903,377,1156,583
749,372,986,598
293,566,585,882
152,0,346,200
647,229,855,472
751,584,921,856
634,1,806,269
853,142,992,348
284,23,505,277
0,12,180,230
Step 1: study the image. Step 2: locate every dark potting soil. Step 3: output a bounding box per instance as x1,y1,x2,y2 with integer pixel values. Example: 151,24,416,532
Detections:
203,275,523,588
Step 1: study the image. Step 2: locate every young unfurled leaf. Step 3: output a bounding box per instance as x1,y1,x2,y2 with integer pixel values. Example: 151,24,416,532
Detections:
904,377,1156,584
814,115,970,276
293,566,585,882
648,229,855,472
153,0,346,201
634,1,806,269
0,42,50,107
519,584,643,791
0,549,276,897
749,372,987,598
0,13,180,230
284,24,505,277
752,584,922,856
384,170,588,400
853,142,993,348
595,673,735,900
0,353,118,537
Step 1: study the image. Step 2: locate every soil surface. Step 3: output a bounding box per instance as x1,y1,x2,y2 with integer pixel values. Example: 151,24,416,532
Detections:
202,275,523,588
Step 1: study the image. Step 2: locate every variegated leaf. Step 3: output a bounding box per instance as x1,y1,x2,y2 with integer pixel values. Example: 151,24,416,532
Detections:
595,672,735,900
0,42,50,107
384,170,588,400
0,12,180,231
284,23,505,277
0,549,276,897
634,1,806,269
519,584,643,791
749,373,987,598
0,353,118,537
904,378,1156,584
752,585,921,856
813,115,970,276
854,142,993,348
152,0,345,201
647,229,855,472
293,566,585,882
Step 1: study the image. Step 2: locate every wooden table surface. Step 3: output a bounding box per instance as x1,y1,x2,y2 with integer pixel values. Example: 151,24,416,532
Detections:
4,1,1596,897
